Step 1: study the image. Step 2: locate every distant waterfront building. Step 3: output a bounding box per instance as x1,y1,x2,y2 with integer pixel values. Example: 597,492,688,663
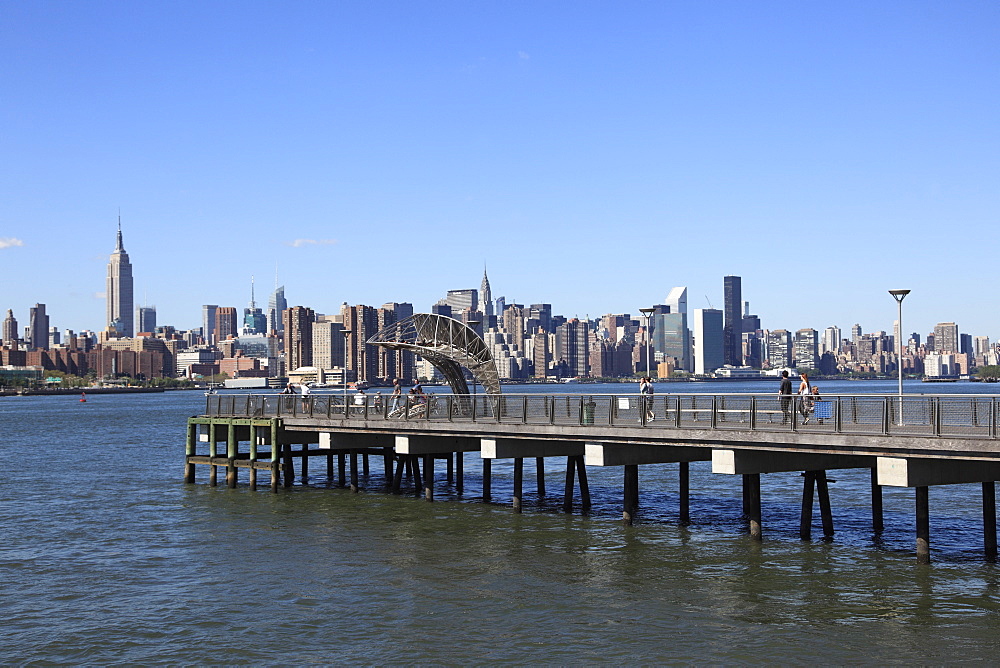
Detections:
794,329,819,369
202,305,218,345
693,308,724,375
3,309,18,347
106,222,134,337
934,322,959,353
137,306,156,334
555,318,590,377
766,329,793,369
851,324,862,346
283,306,316,372
822,326,841,355
29,303,48,351
723,275,742,366
215,307,239,342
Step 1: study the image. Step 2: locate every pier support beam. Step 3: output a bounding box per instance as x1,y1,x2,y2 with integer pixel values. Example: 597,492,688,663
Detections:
623,464,639,525
513,458,523,512
878,457,1000,487
746,473,762,540
424,454,434,501
350,451,359,493
536,457,545,497
482,459,492,502
396,435,479,456
871,468,884,533
679,461,690,525
481,438,584,459
916,486,931,564
713,450,873,475
985,482,997,562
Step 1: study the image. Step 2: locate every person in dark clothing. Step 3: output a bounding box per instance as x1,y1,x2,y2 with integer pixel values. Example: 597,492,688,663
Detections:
779,370,793,424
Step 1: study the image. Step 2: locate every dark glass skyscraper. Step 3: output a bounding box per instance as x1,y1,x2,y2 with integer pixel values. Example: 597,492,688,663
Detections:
723,275,742,366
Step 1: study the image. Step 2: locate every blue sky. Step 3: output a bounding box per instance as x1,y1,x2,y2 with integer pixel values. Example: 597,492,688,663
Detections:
2,1,998,341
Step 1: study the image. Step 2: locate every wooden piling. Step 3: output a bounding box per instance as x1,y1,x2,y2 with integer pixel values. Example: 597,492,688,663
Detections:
747,473,762,540
208,423,218,487
249,427,258,491
816,471,834,538
679,461,690,525
482,459,492,502
184,421,196,484
916,486,930,564
270,419,279,493
535,457,545,498
423,454,433,501
282,443,294,488
391,455,404,494
350,451,359,493
563,456,575,512
984,481,997,562
800,471,815,540
871,467,884,533
226,422,238,488
576,456,591,510
513,458,523,512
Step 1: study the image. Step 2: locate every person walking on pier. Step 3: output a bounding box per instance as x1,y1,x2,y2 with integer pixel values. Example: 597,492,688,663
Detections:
798,372,812,423
639,376,654,421
390,378,402,414
779,370,793,424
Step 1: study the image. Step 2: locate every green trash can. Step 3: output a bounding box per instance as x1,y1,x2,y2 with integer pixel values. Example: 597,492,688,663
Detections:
582,397,596,425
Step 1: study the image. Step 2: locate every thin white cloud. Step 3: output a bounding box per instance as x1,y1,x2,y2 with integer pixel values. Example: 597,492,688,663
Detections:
518,51,530,60
0,237,24,249
286,238,338,248
94,291,106,300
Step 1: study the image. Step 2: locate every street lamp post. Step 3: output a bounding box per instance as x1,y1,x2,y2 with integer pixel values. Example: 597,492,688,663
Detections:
341,329,353,416
639,308,655,381
889,290,910,427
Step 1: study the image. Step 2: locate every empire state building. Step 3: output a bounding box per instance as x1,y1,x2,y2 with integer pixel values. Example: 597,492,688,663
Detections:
106,222,134,337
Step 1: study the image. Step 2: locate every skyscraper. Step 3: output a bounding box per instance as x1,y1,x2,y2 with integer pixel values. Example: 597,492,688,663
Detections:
665,287,687,316
723,276,742,366
3,309,18,347
480,267,493,318
215,307,239,342
267,284,286,335
794,329,819,369
202,305,218,345
242,277,267,335
137,306,157,334
693,308,724,375
283,306,316,372
934,322,959,353
29,303,48,350
106,221,134,337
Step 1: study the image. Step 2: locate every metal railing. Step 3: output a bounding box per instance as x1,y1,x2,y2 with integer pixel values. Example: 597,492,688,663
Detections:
204,392,1000,440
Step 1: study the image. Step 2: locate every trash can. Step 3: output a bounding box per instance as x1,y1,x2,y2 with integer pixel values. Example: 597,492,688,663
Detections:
582,397,596,425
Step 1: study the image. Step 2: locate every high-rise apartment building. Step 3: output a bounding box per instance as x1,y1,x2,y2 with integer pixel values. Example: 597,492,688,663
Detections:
766,329,792,369
341,304,379,382
555,319,589,377
106,222,134,337
137,306,156,334
214,307,239,342
822,326,841,355
3,309,18,347
312,319,345,370
693,308,724,375
723,276,742,366
934,322,959,353
29,303,48,350
283,306,316,372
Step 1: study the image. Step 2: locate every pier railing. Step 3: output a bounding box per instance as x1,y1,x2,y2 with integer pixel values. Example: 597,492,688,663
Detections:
204,392,1000,440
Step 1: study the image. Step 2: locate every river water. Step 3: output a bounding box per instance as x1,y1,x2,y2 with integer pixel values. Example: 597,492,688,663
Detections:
3,381,1000,663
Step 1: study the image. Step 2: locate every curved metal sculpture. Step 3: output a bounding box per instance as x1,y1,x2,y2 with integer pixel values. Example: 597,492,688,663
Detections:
367,313,501,396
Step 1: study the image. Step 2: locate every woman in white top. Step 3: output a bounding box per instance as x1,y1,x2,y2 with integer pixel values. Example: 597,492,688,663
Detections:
798,373,812,422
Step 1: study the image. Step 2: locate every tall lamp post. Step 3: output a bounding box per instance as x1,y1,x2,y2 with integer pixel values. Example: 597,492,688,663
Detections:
888,290,910,400
639,308,655,381
341,328,353,416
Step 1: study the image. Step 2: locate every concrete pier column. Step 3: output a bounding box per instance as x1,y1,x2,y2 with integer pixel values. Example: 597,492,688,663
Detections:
800,471,816,540
816,471,834,538
300,444,309,482
423,454,433,501
984,482,997,562
482,459,492,502
871,468,883,533
916,486,930,564
679,461,690,525
746,473,762,540
338,453,346,488
456,451,464,494
536,457,546,497
350,451,359,493
513,458,523,512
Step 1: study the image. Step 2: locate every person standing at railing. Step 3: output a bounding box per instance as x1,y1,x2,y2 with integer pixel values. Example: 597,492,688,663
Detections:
779,370,793,424
300,382,311,411
798,372,812,423
390,378,402,414
639,376,655,421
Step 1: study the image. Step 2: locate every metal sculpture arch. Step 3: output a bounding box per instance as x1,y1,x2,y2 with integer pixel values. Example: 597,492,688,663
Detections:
367,313,501,396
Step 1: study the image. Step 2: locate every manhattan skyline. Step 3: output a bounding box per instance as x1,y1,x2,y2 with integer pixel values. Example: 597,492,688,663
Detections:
1,2,998,337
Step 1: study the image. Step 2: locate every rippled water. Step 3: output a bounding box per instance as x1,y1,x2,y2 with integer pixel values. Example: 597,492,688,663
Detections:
3,385,1000,663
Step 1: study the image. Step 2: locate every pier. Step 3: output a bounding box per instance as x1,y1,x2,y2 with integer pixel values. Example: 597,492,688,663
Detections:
186,390,1000,563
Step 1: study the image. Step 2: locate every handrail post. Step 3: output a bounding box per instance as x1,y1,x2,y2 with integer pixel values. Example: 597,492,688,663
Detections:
993,398,998,440
522,395,528,424
674,396,681,428
711,396,718,429
835,396,842,433
882,397,890,435
472,394,477,421
935,397,942,436
749,395,757,431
